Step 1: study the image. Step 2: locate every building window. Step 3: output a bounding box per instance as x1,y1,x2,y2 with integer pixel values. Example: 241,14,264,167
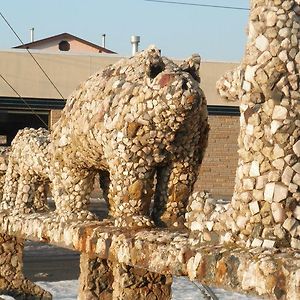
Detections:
58,40,70,51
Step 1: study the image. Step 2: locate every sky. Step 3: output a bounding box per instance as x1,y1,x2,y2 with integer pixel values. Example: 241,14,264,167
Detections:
1,0,249,62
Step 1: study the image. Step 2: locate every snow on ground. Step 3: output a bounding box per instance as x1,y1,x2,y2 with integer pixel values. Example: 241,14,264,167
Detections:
0,278,261,300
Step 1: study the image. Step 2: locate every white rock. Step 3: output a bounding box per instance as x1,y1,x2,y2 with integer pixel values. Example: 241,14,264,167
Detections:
271,202,286,223
249,161,260,177
289,183,298,193
270,120,282,134
249,201,260,215
264,182,275,202
255,35,269,51
282,217,296,231
279,27,291,38
236,215,248,229
273,144,285,159
291,238,300,250
293,173,300,186
251,238,263,247
278,50,288,62
293,206,300,220
243,178,255,190
206,221,214,232
293,140,300,157
190,201,203,212
273,183,288,202
282,166,294,186
292,163,300,173
190,221,203,231
244,65,257,82
272,105,288,120
272,159,285,171
266,11,277,27
262,239,276,248
256,175,268,189
242,80,251,92
246,124,254,135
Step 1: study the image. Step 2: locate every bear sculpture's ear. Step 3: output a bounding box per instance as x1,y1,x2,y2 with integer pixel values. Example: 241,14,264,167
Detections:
144,46,165,79
148,60,165,79
180,54,201,83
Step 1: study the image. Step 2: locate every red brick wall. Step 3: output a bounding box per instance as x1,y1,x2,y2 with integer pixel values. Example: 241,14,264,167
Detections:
49,110,62,128
195,115,240,200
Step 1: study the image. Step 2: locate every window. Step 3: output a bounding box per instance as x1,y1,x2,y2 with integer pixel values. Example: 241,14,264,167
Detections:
58,40,70,51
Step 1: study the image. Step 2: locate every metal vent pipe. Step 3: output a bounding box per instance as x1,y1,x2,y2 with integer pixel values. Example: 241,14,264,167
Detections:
30,27,34,42
102,34,106,48
131,35,140,56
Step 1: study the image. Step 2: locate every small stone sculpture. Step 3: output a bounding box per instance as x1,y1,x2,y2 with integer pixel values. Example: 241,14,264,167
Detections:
49,46,209,227
1,128,50,213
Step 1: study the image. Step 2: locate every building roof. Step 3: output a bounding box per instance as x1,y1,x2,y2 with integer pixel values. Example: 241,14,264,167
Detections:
13,32,116,54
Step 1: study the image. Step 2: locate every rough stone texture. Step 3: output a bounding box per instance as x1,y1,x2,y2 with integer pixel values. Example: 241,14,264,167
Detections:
79,254,113,299
0,233,51,299
1,128,50,214
112,263,172,300
1,47,209,229
47,46,209,227
0,213,299,299
198,0,300,249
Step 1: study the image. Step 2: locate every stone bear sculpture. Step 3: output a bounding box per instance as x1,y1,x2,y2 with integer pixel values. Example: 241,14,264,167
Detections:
48,46,209,227
1,128,50,213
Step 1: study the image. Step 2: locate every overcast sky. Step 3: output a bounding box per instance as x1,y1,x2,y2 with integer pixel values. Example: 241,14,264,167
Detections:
1,0,249,61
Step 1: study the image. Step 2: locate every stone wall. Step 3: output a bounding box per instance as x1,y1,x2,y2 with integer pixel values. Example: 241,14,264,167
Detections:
0,212,298,299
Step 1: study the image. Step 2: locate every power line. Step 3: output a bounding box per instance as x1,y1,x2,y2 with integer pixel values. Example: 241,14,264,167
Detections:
145,0,250,11
0,11,65,99
0,73,49,128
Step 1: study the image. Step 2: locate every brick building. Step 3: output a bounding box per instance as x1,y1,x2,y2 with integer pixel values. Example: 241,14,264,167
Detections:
0,48,240,199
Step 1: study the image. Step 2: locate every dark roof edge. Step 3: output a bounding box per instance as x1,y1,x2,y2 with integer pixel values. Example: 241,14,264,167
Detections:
0,97,240,115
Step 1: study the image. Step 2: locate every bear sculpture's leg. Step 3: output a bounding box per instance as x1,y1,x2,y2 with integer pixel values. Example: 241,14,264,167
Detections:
107,156,155,228
153,157,198,228
33,180,49,212
153,115,208,228
52,168,97,221
1,160,20,211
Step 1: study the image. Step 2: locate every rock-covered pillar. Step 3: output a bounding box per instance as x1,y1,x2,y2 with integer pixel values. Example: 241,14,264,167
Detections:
78,255,172,300
216,0,300,248
112,263,172,300
0,233,52,299
78,254,113,299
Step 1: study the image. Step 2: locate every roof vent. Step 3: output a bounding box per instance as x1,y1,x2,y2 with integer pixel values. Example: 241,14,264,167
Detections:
130,35,140,56
30,27,34,42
